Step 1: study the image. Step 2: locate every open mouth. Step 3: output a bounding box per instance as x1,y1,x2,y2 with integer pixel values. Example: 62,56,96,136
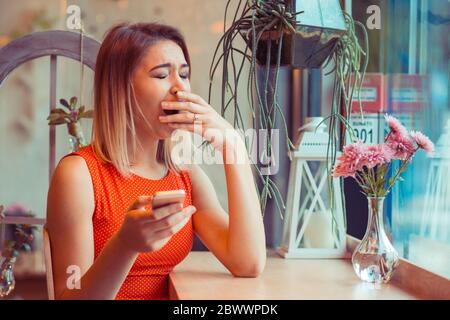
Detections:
162,109,179,115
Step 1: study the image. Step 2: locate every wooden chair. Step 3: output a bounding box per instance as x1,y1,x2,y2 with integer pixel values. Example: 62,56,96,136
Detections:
0,30,100,300
43,225,55,300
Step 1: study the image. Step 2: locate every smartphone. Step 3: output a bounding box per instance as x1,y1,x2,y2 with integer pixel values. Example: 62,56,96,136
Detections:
152,189,186,209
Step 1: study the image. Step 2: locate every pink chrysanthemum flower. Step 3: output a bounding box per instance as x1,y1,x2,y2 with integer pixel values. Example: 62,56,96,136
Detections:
384,114,409,137
332,140,365,178
410,130,435,155
359,144,394,169
332,163,353,178
381,143,396,161
385,131,416,161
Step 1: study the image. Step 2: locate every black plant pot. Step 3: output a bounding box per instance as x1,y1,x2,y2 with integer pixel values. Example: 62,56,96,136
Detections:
247,0,347,69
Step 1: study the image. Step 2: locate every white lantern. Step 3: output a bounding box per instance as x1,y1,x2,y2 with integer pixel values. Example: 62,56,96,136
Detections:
277,117,347,258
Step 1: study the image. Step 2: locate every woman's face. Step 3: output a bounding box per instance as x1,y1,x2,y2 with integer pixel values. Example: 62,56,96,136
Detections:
132,40,191,139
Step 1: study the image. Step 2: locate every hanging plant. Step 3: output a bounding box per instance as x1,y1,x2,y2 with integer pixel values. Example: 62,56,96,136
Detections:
209,0,301,217
209,0,368,218
320,11,369,218
47,96,93,151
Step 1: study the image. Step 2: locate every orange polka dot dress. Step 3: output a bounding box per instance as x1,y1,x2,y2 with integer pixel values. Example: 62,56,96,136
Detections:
63,145,194,300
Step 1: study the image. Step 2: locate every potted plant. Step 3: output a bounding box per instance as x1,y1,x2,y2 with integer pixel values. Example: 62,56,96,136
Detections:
47,96,93,152
208,0,369,216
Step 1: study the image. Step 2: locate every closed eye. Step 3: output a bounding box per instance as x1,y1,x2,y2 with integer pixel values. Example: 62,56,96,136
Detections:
153,74,188,79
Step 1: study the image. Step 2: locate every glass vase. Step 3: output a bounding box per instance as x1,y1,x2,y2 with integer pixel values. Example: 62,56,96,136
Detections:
352,197,400,283
0,257,16,298
67,122,86,152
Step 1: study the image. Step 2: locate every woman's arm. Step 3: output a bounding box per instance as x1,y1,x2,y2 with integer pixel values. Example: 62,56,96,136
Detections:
47,156,138,299
159,91,267,277
222,137,267,275
188,137,266,277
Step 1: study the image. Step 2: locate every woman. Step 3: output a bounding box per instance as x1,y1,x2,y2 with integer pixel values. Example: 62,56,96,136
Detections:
46,22,266,300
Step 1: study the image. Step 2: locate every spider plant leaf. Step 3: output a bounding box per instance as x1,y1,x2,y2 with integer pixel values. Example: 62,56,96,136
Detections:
81,109,94,119
50,108,70,115
48,118,69,125
54,115,72,124
47,114,57,121
59,98,71,110
47,113,63,121
70,96,78,109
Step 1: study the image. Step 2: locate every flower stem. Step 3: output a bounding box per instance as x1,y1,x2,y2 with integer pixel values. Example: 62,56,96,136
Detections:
370,167,377,196
385,148,418,194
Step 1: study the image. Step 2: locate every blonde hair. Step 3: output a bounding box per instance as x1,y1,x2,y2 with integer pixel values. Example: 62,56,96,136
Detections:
91,22,191,177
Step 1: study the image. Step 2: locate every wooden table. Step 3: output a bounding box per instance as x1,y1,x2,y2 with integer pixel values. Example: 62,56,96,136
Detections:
169,250,420,300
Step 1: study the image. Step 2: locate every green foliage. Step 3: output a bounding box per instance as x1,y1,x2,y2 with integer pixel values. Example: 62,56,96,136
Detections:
209,0,304,217
47,96,93,125
209,1,369,219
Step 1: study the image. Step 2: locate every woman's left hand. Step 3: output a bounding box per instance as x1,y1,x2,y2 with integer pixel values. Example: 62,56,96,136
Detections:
159,91,238,151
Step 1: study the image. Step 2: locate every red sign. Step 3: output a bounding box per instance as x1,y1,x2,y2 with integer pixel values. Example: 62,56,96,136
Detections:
389,74,429,112
350,73,386,113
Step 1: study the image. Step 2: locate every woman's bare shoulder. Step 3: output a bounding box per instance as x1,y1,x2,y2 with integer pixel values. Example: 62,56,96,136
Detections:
52,155,92,192
47,155,95,222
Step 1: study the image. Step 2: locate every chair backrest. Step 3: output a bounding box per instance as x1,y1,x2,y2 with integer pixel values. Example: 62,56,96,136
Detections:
43,225,54,300
0,30,100,180
0,30,100,300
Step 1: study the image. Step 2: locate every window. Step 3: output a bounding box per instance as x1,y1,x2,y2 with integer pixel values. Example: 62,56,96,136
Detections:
347,0,450,278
